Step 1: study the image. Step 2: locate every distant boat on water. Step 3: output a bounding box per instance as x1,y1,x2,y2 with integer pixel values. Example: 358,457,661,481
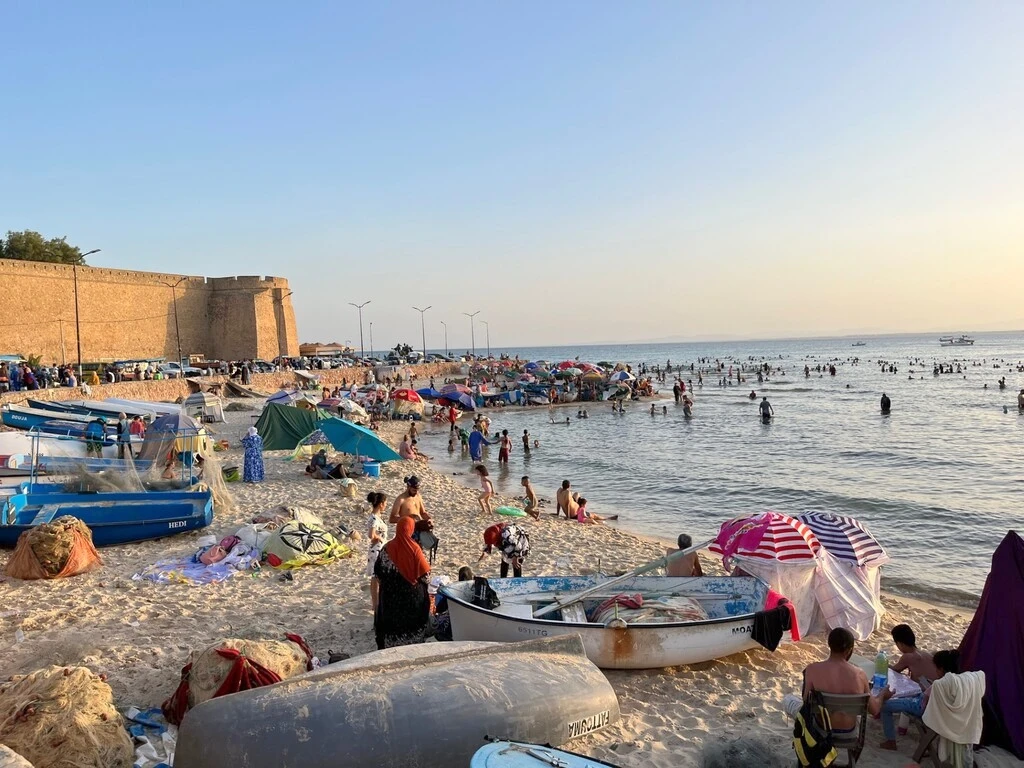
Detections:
940,335,975,346
852,341,866,347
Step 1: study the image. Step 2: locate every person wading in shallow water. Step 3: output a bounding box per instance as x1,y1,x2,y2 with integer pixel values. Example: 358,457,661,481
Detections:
881,392,892,414
759,396,774,423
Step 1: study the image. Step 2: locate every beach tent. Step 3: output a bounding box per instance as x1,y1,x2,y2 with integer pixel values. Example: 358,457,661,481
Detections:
289,429,332,462
267,389,304,406
795,512,888,638
183,391,225,423
253,403,329,451
318,417,402,462
959,531,1024,758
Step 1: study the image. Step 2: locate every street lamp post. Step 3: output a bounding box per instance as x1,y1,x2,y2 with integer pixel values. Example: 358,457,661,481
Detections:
348,301,371,359
369,322,374,360
481,320,491,358
440,321,448,357
73,249,101,379
462,310,480,358
159,277,188,368
412,305,431,361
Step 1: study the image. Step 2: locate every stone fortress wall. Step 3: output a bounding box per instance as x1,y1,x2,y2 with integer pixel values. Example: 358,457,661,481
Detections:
0,259,298,364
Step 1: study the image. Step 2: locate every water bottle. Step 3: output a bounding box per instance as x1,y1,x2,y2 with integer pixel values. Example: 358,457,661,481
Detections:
874,649,889,676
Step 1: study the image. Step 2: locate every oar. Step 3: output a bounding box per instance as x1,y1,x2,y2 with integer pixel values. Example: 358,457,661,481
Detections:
532,538,713,619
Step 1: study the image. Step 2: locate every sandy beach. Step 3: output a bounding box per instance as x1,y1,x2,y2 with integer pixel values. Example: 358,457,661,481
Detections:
0,409,994,767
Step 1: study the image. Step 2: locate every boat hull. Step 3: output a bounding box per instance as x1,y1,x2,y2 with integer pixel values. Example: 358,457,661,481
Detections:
0,489,213,547
175,636,619,768
443,576,768,669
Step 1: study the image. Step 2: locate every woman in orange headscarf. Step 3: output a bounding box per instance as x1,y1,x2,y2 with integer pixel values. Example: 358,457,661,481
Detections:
373,516,431,649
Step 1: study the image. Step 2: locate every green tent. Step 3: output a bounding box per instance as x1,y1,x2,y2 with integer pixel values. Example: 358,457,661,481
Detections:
253,403,331,451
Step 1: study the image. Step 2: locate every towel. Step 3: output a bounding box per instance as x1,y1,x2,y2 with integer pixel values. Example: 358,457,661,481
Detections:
923,670,986,767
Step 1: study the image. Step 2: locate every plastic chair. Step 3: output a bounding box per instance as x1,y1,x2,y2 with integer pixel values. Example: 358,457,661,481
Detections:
818,692,869,768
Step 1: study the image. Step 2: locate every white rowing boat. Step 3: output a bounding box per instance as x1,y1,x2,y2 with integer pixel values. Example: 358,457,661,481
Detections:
442,575,771,669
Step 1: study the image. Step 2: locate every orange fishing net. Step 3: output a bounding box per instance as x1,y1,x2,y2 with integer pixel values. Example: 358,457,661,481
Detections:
3,517,102,580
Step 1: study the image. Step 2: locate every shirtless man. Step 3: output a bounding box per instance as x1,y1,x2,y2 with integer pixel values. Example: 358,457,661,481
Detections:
555,480,580,520
398,435,415,461
801,627,872,731
889,624,939,683
665,533,704,577
521,476,540,519
390,475,430,523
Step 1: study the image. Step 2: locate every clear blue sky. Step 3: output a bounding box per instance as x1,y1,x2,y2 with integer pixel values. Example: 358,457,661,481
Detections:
2,2,1022,351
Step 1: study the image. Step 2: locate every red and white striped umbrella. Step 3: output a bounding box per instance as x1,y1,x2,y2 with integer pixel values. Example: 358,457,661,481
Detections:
710,511,821,564
793,512,889,567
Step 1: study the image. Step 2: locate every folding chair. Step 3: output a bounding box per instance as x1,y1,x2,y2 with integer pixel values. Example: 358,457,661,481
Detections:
818,692,869,768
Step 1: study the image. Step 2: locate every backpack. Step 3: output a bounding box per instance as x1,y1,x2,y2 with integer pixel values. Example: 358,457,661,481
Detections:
793,690,838,768
471,576,500,610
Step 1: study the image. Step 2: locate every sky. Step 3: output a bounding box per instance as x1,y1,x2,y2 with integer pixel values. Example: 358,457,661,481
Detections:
2,2,1022,351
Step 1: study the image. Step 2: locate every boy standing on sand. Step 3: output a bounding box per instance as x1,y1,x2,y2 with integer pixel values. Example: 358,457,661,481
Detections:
521,476,540,519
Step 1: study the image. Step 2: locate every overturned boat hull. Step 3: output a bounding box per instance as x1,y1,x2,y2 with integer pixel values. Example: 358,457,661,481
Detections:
175,636,619,768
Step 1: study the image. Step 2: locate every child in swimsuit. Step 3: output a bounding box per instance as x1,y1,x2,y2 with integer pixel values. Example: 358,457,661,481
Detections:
475,464,494,515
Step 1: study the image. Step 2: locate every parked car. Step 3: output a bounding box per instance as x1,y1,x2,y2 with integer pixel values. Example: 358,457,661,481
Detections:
159,362,203,378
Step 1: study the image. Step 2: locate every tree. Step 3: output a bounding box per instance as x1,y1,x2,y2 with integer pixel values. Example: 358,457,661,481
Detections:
0,230,87,265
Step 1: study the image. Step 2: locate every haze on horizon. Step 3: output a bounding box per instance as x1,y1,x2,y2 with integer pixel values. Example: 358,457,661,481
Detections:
2,2,1022,352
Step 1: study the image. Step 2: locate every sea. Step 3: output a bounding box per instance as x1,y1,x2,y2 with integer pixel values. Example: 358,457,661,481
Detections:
418,332,1024,609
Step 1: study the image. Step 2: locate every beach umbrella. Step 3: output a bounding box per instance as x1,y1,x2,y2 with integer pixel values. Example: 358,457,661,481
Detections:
439,393,476,411
581,371,604,382
318,417,402,462
338,399,368,420
563,367,583,377
440,383,472,396
524,362,540,371
578,362,600,372
793,512,889,567
709,511,820,566
516,374,537,384
416,387,442,400
556,360,578,370
391,388,423,403
609,370,635,383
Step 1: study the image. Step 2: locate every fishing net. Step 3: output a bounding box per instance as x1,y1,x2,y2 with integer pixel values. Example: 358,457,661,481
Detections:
162,635,313,725
0,666,133,768
3,517,101,581
0,744,34,768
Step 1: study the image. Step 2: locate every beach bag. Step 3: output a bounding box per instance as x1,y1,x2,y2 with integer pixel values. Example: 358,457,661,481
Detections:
471,576,500,610
3,517,102,580
793,691,838,768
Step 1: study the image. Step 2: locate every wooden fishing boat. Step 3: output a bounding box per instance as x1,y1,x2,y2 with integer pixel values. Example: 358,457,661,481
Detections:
174,636,619,768
0,486,213,546
441,574,771,669
1,403,110,431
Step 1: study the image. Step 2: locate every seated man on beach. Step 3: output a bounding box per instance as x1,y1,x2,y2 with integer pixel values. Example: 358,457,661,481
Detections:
666,533,704,577
786,627,872,732
556,480,580,520
305,449,347,479
390,475,431,523
521,476,540,519
398,434,415,460
410,438,430,462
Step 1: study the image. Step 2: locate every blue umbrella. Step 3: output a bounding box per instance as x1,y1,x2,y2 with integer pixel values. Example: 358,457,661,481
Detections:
524,362,540,371
440,393,476,411
416,387,443,400
318,417,402,462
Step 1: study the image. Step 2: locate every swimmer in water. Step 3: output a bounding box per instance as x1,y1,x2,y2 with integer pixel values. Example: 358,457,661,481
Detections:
880,393,891,414
759,396,774,422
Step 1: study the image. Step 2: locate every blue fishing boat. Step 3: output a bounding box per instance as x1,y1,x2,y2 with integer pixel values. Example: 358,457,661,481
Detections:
0,487,213,547
472,741,621,768
1,403,113,432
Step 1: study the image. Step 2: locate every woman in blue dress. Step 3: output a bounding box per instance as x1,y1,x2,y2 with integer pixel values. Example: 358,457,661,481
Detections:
242,426,265,482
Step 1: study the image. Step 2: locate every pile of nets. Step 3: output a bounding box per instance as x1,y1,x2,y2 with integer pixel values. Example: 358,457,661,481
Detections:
3,517,102,581
162,635,313,726
589,594,709,625
0,666,133,768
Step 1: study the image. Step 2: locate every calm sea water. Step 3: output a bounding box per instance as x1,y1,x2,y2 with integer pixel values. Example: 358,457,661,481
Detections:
420,332,1024,607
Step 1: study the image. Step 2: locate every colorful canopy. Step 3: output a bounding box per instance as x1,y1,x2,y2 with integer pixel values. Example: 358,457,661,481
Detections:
794,512,889,567
609,370,635,382
416,387,443,399
440,383,472,396
710,511,821,565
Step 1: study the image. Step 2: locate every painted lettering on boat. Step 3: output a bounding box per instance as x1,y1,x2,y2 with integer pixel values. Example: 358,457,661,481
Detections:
567,710,610,738
168,520,186,529
732,625,751,634
517,626,549,637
